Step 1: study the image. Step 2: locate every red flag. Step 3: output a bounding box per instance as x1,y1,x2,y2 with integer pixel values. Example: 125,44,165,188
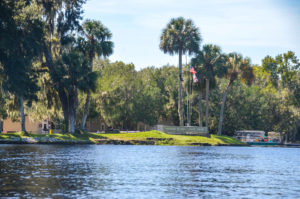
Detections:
190,65,196,74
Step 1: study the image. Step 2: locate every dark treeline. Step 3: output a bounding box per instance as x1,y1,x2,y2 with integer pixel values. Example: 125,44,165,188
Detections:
79,58,299,140
0,0,299,140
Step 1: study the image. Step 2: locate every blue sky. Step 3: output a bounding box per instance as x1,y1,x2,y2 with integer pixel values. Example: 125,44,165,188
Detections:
83,0,300,70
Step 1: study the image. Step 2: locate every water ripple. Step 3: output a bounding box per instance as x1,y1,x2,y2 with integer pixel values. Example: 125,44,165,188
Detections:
0,145,299,198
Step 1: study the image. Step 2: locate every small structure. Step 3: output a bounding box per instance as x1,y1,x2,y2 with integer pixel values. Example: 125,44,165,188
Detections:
153,125,208,136
234,130,265,142
2,116,106,134
267,132,283,143
3,117,54,134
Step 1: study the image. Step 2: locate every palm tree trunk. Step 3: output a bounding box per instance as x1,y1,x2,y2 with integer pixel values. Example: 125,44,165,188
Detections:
199,91,203,127
205,79,210,129
18,96,26,132
178,50,184,126
217,83,232,135
80,91,90,131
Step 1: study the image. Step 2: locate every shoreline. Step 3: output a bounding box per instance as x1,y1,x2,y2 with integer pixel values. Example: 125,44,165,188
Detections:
0,130,248,146
0,135,298,147
0,138,247,146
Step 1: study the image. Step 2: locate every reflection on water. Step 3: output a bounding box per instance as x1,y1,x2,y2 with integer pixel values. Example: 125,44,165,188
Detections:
0,145,300,198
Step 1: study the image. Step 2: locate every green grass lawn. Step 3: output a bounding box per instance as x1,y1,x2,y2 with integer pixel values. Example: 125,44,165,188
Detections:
0,131,26,139
96,130,244,146
0,130,245,146
0,132,94,141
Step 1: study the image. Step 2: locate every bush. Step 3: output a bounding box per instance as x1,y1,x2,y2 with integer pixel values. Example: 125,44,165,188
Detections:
105,128,120,134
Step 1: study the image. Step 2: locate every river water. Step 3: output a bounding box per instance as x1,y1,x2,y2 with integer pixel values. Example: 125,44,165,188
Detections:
0,145,299,198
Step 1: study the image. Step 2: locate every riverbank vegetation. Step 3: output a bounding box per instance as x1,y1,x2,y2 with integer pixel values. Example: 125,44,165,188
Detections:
0,0,299,141
0,131,245,146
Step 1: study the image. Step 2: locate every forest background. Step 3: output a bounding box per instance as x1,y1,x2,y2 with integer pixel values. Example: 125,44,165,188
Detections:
0,0,299,140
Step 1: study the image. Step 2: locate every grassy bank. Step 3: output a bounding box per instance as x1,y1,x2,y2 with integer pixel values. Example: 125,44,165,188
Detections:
0,130,245,146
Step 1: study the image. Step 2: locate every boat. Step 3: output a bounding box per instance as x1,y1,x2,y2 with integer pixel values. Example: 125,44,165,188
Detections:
234,130,284,146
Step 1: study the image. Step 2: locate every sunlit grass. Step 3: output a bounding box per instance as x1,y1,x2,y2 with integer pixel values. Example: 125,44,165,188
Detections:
0,131,25,139
96,130,245,146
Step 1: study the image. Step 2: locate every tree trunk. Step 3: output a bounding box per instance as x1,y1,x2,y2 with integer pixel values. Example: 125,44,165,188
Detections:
43,44,54,71
205,79,210,129
178,50,184,126
69,112,76,133
199,91,203,127
217,83,232,135
44,43,70,132
58,89,69,133
68,87,78,134
68,101,76,134
18,96,26,132
80,91,90,131
0,120,2,134
292,122,297,142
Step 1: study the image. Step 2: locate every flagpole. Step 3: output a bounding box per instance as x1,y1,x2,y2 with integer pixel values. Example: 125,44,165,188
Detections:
189,57,191,126
189,62,199,126
185,53,189,126
190,68,192,126
189,65,198,126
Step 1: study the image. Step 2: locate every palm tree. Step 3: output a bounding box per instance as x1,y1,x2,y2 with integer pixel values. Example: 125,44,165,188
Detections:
78,19,114,131
217,53,255,135
191,44,226,129
160,17,201,126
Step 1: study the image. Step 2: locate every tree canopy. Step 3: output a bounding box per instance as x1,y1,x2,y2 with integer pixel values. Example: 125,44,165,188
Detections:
160,17,201,126
0,1,299,140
